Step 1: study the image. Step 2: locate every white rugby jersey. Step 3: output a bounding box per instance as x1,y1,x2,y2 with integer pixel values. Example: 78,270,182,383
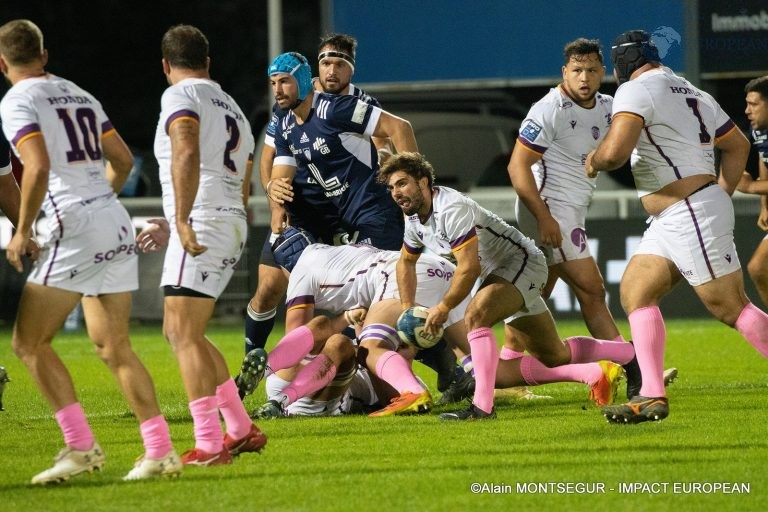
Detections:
612,67,736,197
285,243,457,316
285,243,399,314
402,186,539,280
1,75,116,216
517,85,613,206
154,78,254,221
1,124,11,175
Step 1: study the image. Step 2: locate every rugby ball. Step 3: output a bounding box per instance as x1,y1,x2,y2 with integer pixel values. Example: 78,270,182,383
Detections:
396,306,443,349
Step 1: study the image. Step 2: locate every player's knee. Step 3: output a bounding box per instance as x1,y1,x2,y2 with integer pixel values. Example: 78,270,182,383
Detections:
325,334,355,361
463,306,490,332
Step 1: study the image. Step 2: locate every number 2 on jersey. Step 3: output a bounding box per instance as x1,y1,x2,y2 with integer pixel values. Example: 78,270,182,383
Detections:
685,98,712,144
223,115,241,173
57,108,102,163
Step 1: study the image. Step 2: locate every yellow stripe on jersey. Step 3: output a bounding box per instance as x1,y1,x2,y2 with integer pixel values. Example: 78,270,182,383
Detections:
15,131,42,149
518,143,544,157
101,128,117,138
714,124,738,143
287,304,313,312
451,234,477,252
168,116,200,130
614,111,644,122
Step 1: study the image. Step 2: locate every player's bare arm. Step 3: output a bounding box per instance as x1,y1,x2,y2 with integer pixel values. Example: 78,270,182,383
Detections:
374,111,418,153
715,125,750,196
395,247,420,310
508,142,562,247
6,135,48,272
0,170,39,262
267,163,296,204
285,304,315,332
169,117,207,256
426,237,481,333
586,113,642,177
0,172,22,228
242,156,254,208
101,130,134,193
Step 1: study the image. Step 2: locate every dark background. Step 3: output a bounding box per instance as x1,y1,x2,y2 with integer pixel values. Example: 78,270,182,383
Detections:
0,0,323,152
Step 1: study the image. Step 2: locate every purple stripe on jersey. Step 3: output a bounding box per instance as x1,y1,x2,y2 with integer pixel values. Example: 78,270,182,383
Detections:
403,241,423,255
164,109,199,134
517,136,546,155
47,190,65,238
12,123,40,146
319,284,345,289
377,271,390,302
485,226,529,284
43,239,60,286
176,217,192,285
715,119,735,139
286,295,315,309
644,127,682,179
684,197,716,280
558,247,567,262
101,120,114,134
538,159,548,193
450,228,477,250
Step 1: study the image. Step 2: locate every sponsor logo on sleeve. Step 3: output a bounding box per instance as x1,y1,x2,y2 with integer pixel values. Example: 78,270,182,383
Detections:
520,120,542,142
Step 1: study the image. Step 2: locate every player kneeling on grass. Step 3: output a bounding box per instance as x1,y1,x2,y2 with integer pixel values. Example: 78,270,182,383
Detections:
378,152,642,421
239,228,480,417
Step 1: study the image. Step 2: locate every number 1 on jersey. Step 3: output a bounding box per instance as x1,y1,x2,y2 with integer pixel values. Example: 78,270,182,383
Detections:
685,98,712,144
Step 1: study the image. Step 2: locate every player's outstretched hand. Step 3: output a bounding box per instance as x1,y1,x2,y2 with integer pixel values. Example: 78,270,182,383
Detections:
136,218,170,253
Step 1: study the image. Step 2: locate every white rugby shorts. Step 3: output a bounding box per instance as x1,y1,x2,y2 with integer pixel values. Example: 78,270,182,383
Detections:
161,215,247,299
265,365,378,416
375,253,469,327
28,199,138,295
635,183,741,286
515,197,592,265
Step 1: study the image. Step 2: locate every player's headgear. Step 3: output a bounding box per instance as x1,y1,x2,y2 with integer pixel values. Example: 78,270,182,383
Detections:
268,52,313,103
271,226,316,272
611,30,660,85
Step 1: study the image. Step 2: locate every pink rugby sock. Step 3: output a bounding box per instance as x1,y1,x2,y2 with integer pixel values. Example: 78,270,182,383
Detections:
520,356,603,386
629,306,667,398
566,336,635,365
282,354,337,404
55,402,94,451
734,302,768,358
216,378,253,442
500,347,525,360
468,327,499,414
139,415,173,459
268,325,315,373
189,396,223,454
374,351,425,394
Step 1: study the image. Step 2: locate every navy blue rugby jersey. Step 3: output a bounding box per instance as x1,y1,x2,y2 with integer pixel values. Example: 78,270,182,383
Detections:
753,129,768,165
273,91,400,231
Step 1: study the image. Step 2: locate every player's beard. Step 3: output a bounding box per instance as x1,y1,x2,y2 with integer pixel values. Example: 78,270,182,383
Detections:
399,187,426,217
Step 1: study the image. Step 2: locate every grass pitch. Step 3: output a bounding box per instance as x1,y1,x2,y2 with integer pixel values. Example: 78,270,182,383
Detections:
0,319,766,511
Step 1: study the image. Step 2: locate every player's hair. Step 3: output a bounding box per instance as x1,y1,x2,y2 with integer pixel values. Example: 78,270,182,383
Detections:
0,19,44,66
745,76,768,100
318,33,357,61
563,38,603,65
161,24,209,70
377,152,436,188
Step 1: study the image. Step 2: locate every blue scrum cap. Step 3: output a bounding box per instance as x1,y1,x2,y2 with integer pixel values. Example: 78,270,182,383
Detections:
268,52,313,101
611,30,661,85
271,226,316,272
